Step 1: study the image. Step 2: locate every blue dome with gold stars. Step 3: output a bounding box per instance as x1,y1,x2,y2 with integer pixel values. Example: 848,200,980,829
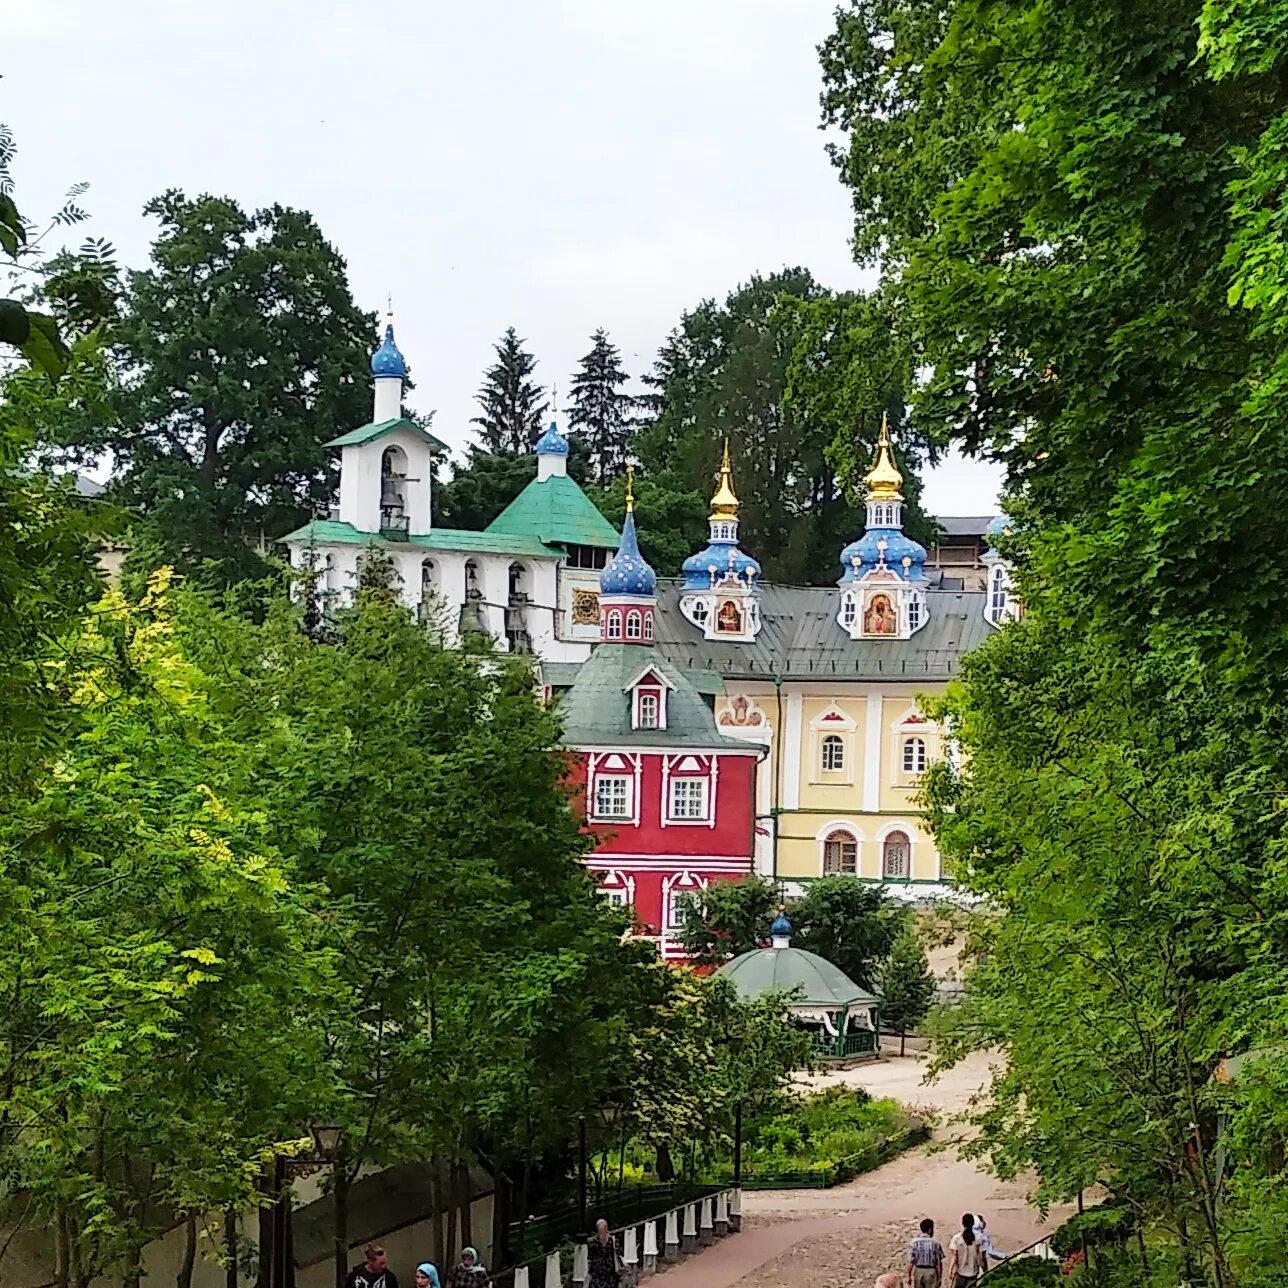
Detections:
600,509,656,597
371,322,407,378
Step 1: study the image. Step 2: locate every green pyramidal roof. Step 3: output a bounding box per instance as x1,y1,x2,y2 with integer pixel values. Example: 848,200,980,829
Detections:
718,946,878,1009
558,644,747,750
325,417,449,452
486,473,620,549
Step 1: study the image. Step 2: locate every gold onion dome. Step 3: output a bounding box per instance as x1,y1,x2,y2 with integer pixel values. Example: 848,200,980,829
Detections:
864,412,904,502
709,439,740,521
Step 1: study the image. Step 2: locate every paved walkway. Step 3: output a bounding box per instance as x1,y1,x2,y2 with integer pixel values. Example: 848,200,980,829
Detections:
656,1052,1071,1288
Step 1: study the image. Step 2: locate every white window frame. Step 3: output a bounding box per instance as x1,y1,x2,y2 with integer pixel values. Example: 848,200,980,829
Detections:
908,595,922,631
605,610,622,640
665,882,701,931
820,734,845,773
638,691,659,730
988,565,1008,624
626,610,642,639
902,736,927,775
668,777,709,822
882,830,911,880
600,886,631,907
642,612,654,641
822,830,858,875
592,774,632,820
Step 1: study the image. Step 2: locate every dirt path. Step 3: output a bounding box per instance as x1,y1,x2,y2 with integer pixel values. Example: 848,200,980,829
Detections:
657,1051,1070,1288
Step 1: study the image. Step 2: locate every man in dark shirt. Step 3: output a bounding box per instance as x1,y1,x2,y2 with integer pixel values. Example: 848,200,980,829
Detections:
346,1243,399,1288
906,1217,944,1287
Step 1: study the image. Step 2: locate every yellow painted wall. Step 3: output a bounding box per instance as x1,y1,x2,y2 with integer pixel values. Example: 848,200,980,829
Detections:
716,679,950,886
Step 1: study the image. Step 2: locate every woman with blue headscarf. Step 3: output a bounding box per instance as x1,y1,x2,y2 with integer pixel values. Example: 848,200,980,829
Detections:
414,1264,441,1288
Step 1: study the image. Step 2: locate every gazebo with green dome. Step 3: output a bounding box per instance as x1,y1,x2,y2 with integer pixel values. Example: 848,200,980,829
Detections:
717,913,881,1060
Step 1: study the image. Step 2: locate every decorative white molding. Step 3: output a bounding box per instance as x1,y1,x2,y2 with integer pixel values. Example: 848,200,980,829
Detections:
783,693,804,810
862,691,883,811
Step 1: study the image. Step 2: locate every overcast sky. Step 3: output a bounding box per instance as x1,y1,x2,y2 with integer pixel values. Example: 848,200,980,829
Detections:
7,0,1002,515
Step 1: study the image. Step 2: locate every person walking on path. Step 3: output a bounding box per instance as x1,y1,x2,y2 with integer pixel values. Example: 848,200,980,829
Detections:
414,1263,442,1288
975,1216,1005,1264
346,1244,398,1288
587,1218,626,1288
445,1247,491,1288
906,1217,944,1287
946,1215,987,1287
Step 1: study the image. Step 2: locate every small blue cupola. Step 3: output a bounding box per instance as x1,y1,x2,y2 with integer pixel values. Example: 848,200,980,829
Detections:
371,320,408,379
535,419,570,479
836,414,930,641
679,441,763,642
770,912,793,948
599,470,658,644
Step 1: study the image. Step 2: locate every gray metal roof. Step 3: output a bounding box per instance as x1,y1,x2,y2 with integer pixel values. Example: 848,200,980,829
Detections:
649,580,991,682
934,515,998,539
718,945,878,1008
558,643,746,749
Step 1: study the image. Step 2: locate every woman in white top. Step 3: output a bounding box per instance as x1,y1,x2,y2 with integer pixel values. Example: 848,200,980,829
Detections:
947,1213,988,1286
976,1215,1006,1263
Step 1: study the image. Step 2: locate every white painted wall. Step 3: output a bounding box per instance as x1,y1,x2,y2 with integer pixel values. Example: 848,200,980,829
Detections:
337,428,434,536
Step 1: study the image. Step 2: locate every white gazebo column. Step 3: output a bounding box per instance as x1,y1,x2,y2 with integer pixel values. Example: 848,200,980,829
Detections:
572,1241,588,1286
623,1225,639,1279
729,1186,742,1233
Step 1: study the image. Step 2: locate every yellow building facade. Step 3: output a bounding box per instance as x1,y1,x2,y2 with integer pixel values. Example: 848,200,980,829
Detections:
646,421,1008,899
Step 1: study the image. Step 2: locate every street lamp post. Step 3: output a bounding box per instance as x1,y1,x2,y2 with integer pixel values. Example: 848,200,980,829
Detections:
266,1125,346,1288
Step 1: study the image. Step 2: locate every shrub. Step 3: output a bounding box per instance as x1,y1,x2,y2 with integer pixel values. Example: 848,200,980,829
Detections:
1048,1200,1134,1258
980,1257,1062,1283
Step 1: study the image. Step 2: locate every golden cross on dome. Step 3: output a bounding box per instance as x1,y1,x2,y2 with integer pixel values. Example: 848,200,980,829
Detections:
625,464,635,513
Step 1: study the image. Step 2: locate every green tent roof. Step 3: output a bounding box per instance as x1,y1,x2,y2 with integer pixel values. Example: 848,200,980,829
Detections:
717,946,878,1009
279,518,559,559
325,417,449,452
486,473,619,549
558,644,745,750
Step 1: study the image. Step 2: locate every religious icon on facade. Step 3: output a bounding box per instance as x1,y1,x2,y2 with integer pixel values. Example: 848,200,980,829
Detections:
716,599,743,633
719,694,764,727
863,592,897,636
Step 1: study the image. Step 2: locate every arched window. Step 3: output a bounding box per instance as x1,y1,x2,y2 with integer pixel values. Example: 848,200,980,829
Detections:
642,611,654,641
323,554,338,596
605,610,622,640
508,561,527,601
692,600,710,626
820,734,845,773
988,565,1008,624
823,830,857,875
626,610,642,640
908,595,922,632
902,737,927,774
842,595,857,628
464,560,480,599
882,830,910,879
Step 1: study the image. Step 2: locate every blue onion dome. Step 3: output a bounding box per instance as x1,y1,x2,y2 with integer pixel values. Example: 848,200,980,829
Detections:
600,509,657,597
985,513,1011,543
681,543,762,591
535,420,570,457
371,321,407,378
838,529,928,584
770,912,793,940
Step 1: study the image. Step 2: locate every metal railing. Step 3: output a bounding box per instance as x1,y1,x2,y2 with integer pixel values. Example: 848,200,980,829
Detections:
494,1186,742,1287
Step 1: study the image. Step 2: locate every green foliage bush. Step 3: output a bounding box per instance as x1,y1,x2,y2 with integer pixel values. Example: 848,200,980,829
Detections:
1048,1200,1134,1258
740,1085,916,1182
979,1258,1062,1284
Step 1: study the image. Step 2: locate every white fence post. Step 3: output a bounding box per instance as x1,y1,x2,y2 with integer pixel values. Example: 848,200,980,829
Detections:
664,1208,681,1262
544,1249,562,1288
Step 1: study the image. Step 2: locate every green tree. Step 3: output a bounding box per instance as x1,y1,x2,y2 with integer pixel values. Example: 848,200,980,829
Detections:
675,874,781,965
101,190,377,587
816,1,1288,1279
583,471,708,577
637,270,921,584
877,927,935,1055
0,572,339,1284
793,877,904,991
568,329,638,485
435,449,536,531
472,327,548,454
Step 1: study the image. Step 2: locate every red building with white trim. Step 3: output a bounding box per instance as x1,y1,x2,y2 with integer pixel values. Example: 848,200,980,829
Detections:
556,485,762,960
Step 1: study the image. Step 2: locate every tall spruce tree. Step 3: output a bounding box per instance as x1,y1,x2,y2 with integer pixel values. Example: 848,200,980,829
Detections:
103,191,377,588
471,327,547,453
568,328,637,484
